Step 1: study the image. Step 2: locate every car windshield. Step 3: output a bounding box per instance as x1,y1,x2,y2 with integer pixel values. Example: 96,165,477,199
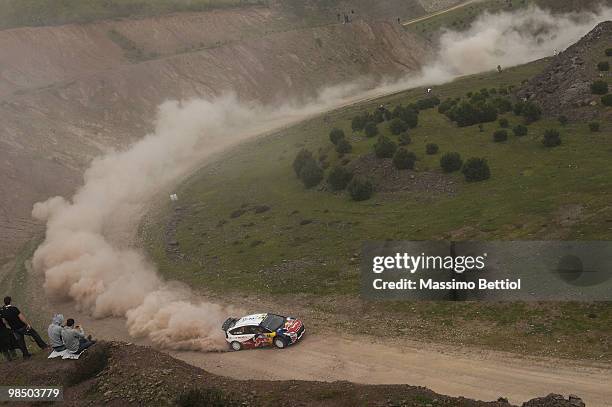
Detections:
260,314,285,331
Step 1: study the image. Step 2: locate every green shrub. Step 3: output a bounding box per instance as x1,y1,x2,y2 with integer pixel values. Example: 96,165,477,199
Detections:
392,105,419,128
513,100,525,116
416,96,440,110
522,102,542,124
426,143,439,155
351,115,367,131
558,115,568,126
440,152,463,173
542,129,561,147
398,132,412,146
373,136,397,158
598,61,610,71
327,166,353,191
329,128,345,145
335,139,352,154
176,388,239,407
446,101,497,127
393,148,416,170
491,97,512,113
364,121,379,138
372,109,385,124
602,94,612,107
513,124,528,137
498,118,509,128
293,149,314,177
493,130,508,142
299,160,324,188
591,80,609,95
589,122,600,132
462,158,490,182
389,118,408,135
438,98,458,114
65,343,110,386
607,48,612,57
347,177,374,201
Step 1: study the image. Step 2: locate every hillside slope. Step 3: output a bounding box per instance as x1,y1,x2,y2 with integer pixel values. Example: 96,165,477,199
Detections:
0,8,430,262
517,20,612,121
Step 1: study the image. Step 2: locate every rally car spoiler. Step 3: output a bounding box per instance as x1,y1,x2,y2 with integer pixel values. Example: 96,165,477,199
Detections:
222,317,238,331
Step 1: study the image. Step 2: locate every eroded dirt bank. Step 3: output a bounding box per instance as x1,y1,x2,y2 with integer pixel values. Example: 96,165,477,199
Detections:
0,7,430,261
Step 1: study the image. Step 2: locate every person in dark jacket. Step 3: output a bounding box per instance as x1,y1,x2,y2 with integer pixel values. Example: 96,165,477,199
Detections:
0,317,18,361
0,296,48,358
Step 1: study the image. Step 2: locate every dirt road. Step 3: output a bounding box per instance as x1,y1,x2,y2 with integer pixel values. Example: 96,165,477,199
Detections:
402,0,480,26
52,301,612,407
171,336,612,406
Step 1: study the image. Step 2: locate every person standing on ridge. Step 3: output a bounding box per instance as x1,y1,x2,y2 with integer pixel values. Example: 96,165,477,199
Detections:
0,296,48,358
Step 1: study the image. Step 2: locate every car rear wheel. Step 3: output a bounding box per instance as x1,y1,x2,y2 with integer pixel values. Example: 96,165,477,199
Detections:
230,341,242,351
273,336,288,349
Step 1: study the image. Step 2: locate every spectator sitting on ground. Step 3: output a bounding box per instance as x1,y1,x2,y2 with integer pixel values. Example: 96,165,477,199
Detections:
47,314,66,352
62,318,96,354
0,296,48,359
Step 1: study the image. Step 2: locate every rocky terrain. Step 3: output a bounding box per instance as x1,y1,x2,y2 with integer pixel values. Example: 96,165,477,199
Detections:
0,341,587,407
517,20,612,121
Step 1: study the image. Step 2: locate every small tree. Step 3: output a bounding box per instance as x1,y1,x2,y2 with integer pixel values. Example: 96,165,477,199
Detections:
598,61,610,71
393,148,416,170
589,122,600,132
398,132,411,146
513,124,528,137
462,158,490,182
513,100,525,116
372,109,385,124
351,115,366,132
293,149,314,177
426,143,439,155
347,177,374,201
440,152,463,173
607,48,612,57
522,102,542,124
374,136,397,158
498,118,509,128
329,128,345,145
558,115,568,126
327,166,353,191
590,80,609,95
542,129,561,148
335,138,352,154
602,94,612,107
364,121,379,138
299,159,324,188
493,129,508,142
389,118,408,135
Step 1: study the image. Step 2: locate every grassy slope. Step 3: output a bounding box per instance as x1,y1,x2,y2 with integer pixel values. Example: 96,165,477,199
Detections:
142,56,612,360
405,0,605,39
0,0,264,30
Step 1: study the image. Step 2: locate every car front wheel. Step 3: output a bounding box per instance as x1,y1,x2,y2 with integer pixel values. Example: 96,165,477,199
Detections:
273,336,288,349
230,341,242,351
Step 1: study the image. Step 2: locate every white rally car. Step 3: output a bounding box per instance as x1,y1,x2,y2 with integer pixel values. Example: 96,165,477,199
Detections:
221,313,305,351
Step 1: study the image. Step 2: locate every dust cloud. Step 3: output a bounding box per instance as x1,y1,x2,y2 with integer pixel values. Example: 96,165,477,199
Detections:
31,88,384,351
393,4,612,89
31,5,611,351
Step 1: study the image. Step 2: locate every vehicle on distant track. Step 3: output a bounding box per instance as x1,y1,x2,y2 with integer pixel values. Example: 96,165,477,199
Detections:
221,313,305,351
